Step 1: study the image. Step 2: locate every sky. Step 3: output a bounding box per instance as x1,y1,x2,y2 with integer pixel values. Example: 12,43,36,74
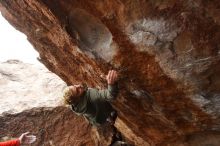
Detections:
0,12,40,64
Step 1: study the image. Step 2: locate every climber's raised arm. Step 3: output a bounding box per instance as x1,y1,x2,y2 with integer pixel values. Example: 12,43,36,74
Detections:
90,70,119,101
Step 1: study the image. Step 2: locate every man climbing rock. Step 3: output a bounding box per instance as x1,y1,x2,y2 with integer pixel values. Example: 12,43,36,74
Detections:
62,70,128,145
62,70,118,126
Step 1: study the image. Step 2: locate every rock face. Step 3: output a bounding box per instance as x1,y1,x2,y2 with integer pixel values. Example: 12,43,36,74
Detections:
0,0,220,146
0,60,65,114
0,60,96,145
0,107,95,146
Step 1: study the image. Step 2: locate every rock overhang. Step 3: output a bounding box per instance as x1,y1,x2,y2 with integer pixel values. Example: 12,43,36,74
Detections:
0,0,220,145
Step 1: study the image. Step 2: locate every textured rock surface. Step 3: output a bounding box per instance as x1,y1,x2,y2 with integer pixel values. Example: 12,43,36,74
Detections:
0,0,220,145
0,60,96,146
0,107,95,146
0,60,65,114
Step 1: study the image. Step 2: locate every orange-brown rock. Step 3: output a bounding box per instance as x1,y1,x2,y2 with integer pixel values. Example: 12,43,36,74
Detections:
0,106,95,146
0,0,220,146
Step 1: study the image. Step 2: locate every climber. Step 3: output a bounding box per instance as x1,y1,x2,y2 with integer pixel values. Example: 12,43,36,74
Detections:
62,70,118,126
63,70,131,146
0,132,36,146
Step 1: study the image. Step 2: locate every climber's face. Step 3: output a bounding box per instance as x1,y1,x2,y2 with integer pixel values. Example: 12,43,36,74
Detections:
69,84,85,101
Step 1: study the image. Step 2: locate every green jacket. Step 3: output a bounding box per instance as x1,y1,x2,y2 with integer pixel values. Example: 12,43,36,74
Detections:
70,84,118,126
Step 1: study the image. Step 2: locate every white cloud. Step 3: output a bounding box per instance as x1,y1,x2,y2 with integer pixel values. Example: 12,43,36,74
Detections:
0,12,40,64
